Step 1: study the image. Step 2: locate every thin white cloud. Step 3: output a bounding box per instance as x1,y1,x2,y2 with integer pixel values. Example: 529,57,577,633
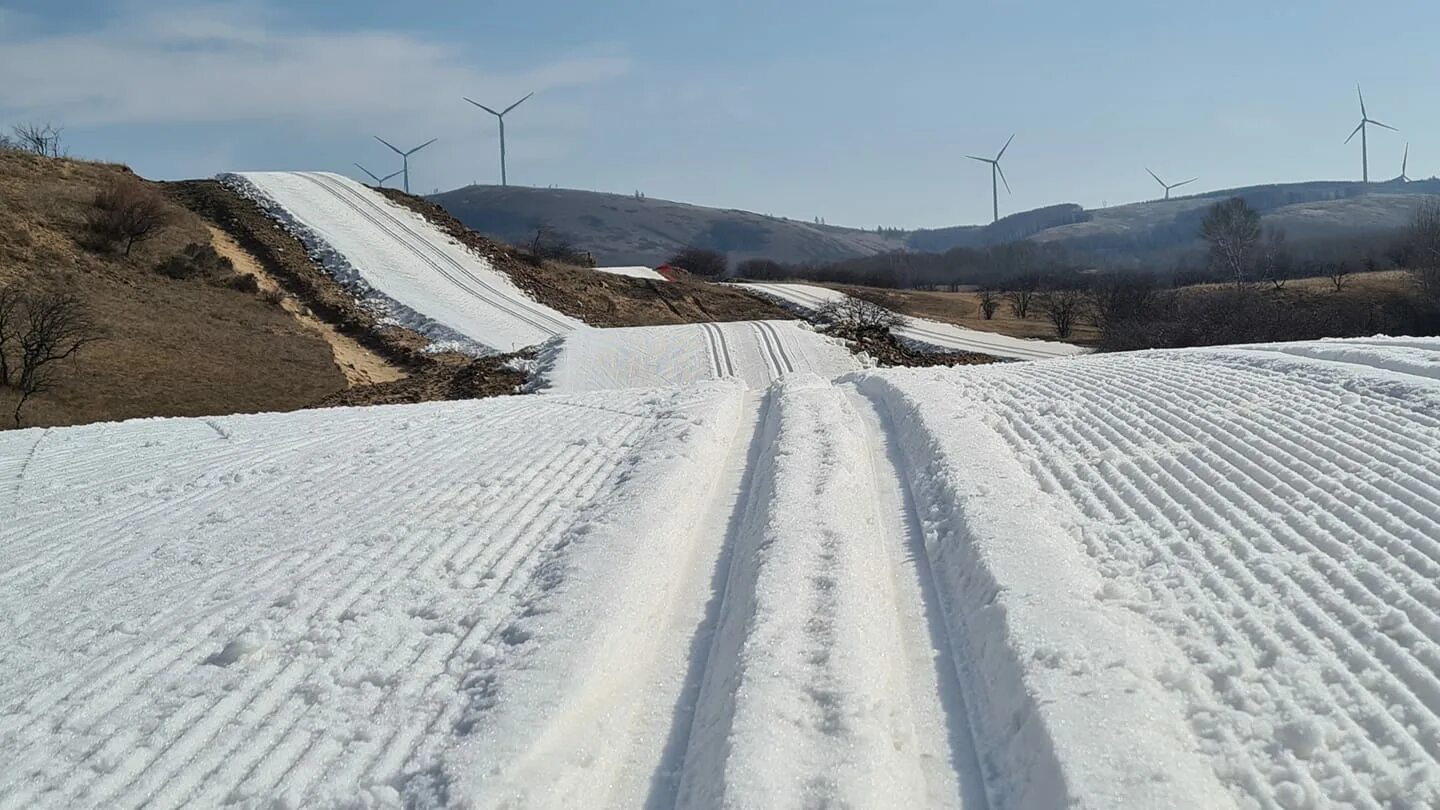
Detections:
0,2,632,131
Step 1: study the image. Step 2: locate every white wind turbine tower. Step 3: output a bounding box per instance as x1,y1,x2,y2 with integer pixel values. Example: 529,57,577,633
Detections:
463,92,534,187
373,136,438,194
1345,84,1397,183
1146,168,1197,200
353,163,403,189
968,134,1014,223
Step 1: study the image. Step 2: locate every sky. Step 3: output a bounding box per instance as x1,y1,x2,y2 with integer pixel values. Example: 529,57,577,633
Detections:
2,0,1439,229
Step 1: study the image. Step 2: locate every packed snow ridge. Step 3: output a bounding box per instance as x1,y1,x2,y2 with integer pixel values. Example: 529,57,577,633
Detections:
5,336,1440,808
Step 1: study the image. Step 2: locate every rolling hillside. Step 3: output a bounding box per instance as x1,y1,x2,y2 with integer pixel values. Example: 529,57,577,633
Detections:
430,179,1440,269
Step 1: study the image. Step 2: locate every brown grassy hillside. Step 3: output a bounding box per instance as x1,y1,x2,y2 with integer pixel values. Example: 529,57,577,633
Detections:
0,151,346,428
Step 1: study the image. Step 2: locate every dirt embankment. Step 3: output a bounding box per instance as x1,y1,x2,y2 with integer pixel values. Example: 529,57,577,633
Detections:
0,151,346,429
376,189,794,327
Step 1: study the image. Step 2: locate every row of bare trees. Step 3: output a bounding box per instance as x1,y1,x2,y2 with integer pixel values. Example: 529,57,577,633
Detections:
4,123,66,158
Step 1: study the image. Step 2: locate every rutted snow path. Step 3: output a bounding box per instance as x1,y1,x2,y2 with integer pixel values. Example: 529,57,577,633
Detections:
735,281,1086,361
6,338,1440,808
230,171,581,353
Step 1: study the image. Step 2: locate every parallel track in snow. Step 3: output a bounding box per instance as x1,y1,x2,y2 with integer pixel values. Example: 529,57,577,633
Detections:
293,172,574,338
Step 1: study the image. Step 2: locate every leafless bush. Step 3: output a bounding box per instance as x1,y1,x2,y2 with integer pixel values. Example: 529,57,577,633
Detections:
977,289,1000,319
1039,289,1084,339
259,287,285,306
1260,226,1290,290
11,122,65,158
526,225,593,266
1201,197,1262,287
154,242,234,280
86,180,175,255
0,289,102,427
815,297,902,333
1329,261,1351,293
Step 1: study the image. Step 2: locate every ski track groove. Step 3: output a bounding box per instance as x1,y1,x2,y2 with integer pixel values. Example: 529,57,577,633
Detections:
981,352,1440,805
294,172,572,338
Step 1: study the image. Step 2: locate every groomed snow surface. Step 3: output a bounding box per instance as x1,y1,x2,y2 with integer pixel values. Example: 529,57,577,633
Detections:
230,171,582,353
6,337,1440,809
736,281,1087,361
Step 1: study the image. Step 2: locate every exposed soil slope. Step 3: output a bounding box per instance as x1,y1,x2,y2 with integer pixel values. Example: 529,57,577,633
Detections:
0,151,344,429
379,189,794,327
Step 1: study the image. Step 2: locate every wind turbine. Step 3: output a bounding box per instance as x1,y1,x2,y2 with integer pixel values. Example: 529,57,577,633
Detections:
1345,84,1396,183
968,134,1014,223
373,136,437,194
1400,142,1412,183
463,92,533,187
353,162,403,189
1146,168,1198,200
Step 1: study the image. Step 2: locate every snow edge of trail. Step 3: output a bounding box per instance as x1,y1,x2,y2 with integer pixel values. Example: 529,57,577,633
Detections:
219,173,491,356
850,372,1236,810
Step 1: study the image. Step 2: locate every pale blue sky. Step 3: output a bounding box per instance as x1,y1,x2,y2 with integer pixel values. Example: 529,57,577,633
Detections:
2,0,1438,228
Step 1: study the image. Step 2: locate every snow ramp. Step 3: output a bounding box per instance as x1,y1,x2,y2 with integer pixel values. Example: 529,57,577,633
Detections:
737,281,1086,360
535,319,861,392
230,171,581,353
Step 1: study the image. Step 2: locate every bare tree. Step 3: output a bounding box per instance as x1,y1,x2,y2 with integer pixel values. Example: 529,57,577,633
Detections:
86,180,174,256
1407,200,1440,295
1201,197,1262,287
1039,289,1084,339
11,123,65,158
1006,281,1036,319
0,291,102,427
977,289,1000,320
1329,261,1351,293
815,297,902,333
1259,226,1290,290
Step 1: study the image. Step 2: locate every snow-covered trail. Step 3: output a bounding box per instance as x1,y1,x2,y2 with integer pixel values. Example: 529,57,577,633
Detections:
536,319,860,393
736,281,1085,360
231,171,581,352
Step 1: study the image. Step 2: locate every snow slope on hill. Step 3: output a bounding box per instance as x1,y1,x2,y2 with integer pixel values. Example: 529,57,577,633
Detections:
233,171,581,353
536,320,861,392
594,265,668,281
736,281,1085,360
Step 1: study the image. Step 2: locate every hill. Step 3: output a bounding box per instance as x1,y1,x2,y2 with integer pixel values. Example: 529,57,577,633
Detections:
431,179,1440,270
427,184,903,267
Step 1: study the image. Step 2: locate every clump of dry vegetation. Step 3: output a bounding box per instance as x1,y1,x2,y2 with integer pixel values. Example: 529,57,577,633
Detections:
85,180,175,255
0,288,103,427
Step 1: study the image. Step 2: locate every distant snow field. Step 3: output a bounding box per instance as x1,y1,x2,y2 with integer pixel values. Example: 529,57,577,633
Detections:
593,265,669,281
5,337,1439,808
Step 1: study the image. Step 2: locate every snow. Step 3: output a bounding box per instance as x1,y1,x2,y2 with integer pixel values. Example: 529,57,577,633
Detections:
6,331,1440,808
594,265,668,281
736,281,1087,360
229,171,582,353
535,319,862,392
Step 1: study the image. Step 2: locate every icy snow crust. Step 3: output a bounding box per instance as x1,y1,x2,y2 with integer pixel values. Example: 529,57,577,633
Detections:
229,171,582,353
4,324,1440,809
735,281,1088,360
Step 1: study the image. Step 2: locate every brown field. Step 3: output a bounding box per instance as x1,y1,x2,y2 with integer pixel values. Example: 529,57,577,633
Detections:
827,284,1101,344
0,151,348,430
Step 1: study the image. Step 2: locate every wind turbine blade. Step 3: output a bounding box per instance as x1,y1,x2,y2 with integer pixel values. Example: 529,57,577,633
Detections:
996,163,1011,194
1174,178,1198,188
383,170,403,182
408,138,439,155
966,155,993,163
353,163,379,183
502,91,535,116
374,135,404,155
1369,119,1397,132
1344,121,1364,144
463,97,502,116
1146,168,1164,186
996,133,1015,161
1357,83,1366,118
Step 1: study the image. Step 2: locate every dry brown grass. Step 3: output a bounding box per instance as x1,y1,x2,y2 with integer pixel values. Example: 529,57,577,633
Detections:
828,284,1101,344
0,150,346,429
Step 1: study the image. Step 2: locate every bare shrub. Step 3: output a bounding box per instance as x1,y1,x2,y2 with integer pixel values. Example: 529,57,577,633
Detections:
223,273,261,294
259,287,285,306
815,297,902,334
154,242,233,280
1005,286,1035,319
1039,289,1084,339
11,123,65,158
86,180,174,255
666,246,728,279
1330,261,1351,293
977,289,1000,319
0,289,102,427
527,225,593,266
